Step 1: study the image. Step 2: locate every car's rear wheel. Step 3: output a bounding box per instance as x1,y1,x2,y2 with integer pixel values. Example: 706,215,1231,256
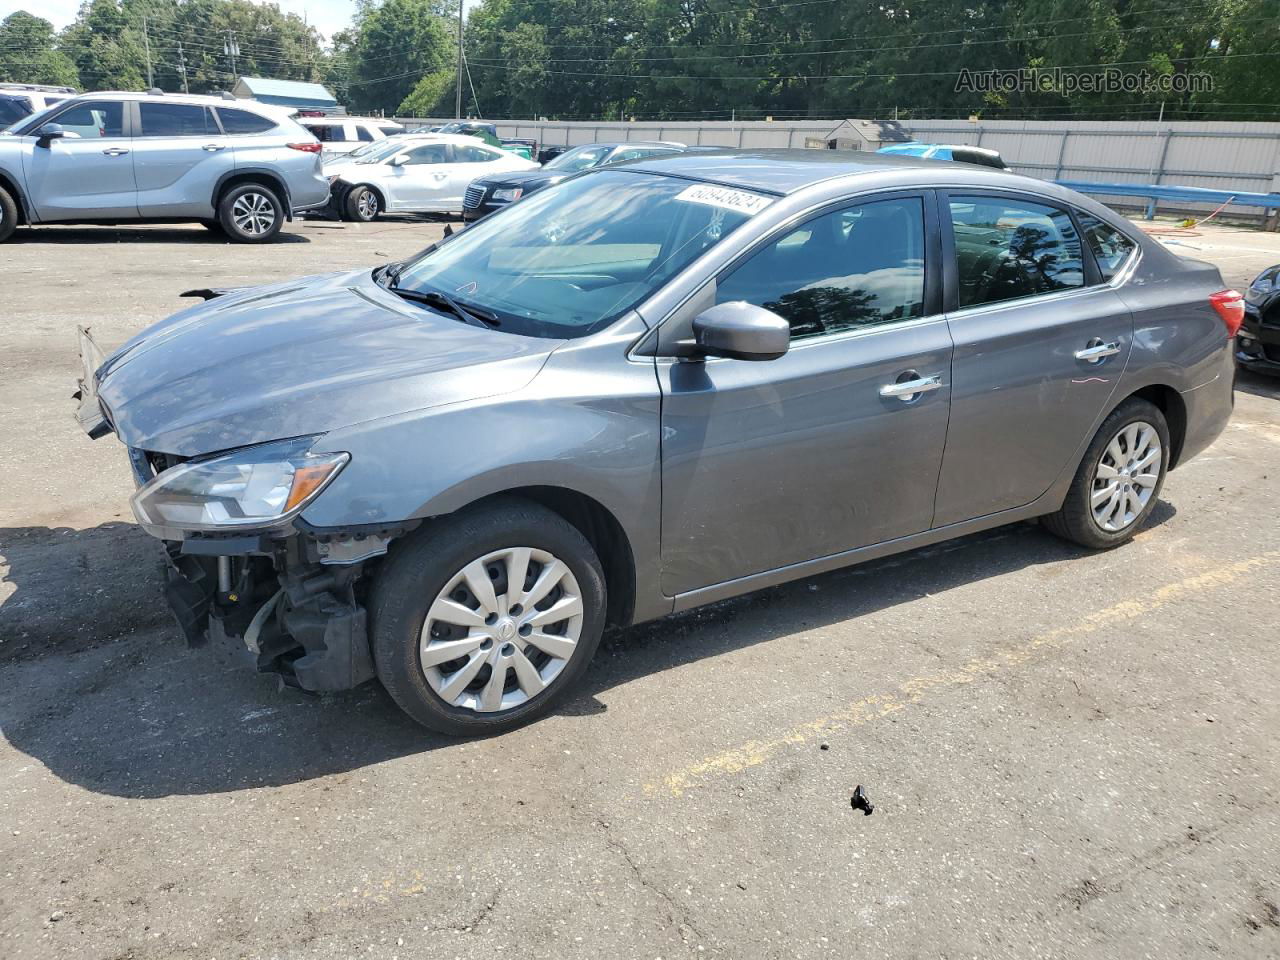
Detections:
1042,398,1170,549
0,185,18,243
218,183,284,243
344,185,380,222
370,498,607,735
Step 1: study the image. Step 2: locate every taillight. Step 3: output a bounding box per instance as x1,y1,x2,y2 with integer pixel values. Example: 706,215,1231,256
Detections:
1209,289,1245,338
287,142,322,153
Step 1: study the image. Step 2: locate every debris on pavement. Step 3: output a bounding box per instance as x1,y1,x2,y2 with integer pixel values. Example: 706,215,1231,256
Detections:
851,785,874,816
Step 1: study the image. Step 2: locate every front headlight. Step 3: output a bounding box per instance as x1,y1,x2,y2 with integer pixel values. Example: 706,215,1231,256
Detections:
491,187,523,203
131,436,349,532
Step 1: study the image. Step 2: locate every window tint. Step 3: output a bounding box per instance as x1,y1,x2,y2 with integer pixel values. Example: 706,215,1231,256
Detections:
610,146,678,164
950,196,1083,308
403,143,448,165
0,96,31,125
219,108,276,135
717,197,926,341
50,100,124,138
454,144,498,163
1077,212,1137,281
378,125,402,136
139,102,216,137
356,125,374,142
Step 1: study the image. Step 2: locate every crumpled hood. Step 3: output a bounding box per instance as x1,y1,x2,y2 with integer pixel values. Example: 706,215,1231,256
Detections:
97,269,561,456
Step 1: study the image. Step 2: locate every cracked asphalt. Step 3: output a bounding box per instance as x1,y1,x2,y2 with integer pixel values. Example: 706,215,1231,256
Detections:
2,216,1280,959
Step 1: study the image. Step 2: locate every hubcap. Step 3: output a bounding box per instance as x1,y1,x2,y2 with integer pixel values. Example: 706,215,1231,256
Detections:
231,192,276,236
419,547,584,713
357,191,378,218
1091,420,1161,533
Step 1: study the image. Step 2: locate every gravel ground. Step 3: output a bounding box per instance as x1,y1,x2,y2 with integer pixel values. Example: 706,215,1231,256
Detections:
2,214,1279,960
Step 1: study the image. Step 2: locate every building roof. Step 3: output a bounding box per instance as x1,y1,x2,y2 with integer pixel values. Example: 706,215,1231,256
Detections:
232,77,336,104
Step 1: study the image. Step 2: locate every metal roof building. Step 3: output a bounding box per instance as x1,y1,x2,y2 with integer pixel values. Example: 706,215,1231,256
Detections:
231,77,338,112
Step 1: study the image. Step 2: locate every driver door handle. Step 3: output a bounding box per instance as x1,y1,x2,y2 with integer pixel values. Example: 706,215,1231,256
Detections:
101,147,130,156
880,374,943,401
202,144,226,152
1075,339,1121,362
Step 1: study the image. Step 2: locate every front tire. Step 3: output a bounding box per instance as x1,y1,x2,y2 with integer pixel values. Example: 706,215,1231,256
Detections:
0,185,18,243
370,498,607,736
1042,398,1170,549
217,183,284,243
344,185,380,222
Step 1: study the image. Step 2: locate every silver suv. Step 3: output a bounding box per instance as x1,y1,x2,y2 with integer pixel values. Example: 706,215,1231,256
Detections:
0,91,330,243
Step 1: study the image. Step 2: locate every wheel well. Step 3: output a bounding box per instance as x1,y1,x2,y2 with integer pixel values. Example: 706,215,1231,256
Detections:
1127,384,1187,468
0,170,27,224
215,173,289,217
348,182,386,209
472,486,636,628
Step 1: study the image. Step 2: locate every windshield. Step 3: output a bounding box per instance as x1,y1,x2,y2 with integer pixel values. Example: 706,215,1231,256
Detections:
391,170,772,339
353,139,418,164
347,138,397,160
545,145,612,172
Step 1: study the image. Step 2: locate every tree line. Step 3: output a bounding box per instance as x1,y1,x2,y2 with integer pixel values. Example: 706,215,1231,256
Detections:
1,0,1277,121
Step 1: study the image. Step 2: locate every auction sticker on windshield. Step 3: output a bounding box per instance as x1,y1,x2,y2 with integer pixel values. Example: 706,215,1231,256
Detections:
674,184,773,216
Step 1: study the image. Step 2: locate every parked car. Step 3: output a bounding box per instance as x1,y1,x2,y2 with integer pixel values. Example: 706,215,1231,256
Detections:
328,133,537,221
0,83,77,130
462,140,687,222
75,149,1238,734
0,90,329,243
319,132,443,176
1237,262,1280,375
434,120,536,160
878,141,1010,169
299,116,405,160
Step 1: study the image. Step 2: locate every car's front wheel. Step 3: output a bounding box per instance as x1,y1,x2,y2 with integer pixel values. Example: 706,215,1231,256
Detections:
370,498,607,735
344,185,380,222
218,183,284,243
1042,397,1170,549
0,184,18,243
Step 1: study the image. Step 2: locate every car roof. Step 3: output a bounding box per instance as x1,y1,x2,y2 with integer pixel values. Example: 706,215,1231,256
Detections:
304,116,404,126
620,148,996,196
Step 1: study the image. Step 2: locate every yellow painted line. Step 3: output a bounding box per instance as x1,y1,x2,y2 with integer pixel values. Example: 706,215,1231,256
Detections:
647,551,1280,797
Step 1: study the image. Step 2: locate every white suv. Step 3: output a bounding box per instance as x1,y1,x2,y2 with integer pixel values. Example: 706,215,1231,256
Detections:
299,117,405,160
0,84,77,128
0,91,331,243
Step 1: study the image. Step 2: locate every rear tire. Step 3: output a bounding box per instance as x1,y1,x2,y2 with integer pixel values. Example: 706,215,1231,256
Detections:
344,185,380,222
217,183,284,243
370,497,607,736
1042,398,1170,549
0,185,18,243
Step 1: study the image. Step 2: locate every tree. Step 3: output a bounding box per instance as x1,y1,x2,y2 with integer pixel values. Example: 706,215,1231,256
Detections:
398,68,455,115
0,12,78,86
350,0,453,113
60,0,146,91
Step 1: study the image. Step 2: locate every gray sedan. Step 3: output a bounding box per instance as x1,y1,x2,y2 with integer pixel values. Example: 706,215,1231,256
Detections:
77,150,1239,734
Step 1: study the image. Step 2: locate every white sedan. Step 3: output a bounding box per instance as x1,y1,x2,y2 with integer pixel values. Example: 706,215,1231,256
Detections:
326,134,538,221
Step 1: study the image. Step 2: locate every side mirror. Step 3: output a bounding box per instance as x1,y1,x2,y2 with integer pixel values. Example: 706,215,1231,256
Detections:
686,301,790,362
388,153,410,167
36,123,65,146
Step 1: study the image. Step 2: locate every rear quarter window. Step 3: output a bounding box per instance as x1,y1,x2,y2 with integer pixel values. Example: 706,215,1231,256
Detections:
217,108,278,135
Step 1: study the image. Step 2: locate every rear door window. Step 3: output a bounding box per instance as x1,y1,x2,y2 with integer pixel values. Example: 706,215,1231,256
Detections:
356,125,375,142
717,196,928,341
219,108,277,135
139,102,217,137
949,195,1084,308
453,144,501,163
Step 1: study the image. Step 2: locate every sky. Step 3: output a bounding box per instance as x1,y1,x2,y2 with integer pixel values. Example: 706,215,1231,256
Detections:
0,0,402,43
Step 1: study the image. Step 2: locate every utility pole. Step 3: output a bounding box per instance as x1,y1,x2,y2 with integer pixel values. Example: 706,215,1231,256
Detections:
225,30,240,80
454,0,464,119
177,42,189,93
142,16,154,88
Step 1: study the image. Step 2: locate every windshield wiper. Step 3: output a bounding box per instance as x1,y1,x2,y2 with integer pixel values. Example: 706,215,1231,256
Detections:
388,285,500,329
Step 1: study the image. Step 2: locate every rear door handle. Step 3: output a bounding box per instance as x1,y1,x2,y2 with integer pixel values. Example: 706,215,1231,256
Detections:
101,147,130,157
880,373,943,402
1075,339,1121,362
202,144,226,152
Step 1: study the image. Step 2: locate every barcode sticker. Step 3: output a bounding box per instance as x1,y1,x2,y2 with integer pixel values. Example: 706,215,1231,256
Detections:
674,184,773,216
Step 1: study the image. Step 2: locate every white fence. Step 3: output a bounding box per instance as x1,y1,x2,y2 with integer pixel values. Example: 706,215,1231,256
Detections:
401,116,1280,221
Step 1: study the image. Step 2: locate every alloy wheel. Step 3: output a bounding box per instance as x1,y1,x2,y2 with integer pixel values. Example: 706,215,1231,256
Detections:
419,547,584,713
231,192,277,236
357,190,378,219
1090,420,1162,532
